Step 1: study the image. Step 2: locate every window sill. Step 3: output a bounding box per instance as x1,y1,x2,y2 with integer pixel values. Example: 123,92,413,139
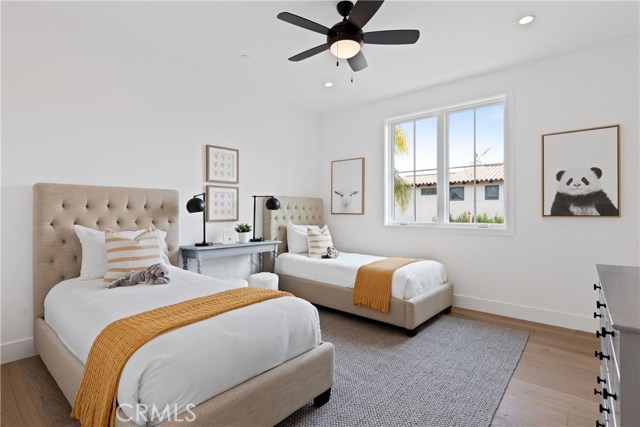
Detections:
385,222,513,236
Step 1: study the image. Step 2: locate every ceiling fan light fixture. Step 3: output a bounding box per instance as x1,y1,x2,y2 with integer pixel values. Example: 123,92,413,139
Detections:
278,0,420,72
329,39,361,59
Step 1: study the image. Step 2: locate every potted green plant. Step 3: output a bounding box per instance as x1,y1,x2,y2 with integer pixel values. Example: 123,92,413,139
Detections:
234,223,252,243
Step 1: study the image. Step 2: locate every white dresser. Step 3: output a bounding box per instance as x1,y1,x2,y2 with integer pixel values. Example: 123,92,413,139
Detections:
594,265,640,427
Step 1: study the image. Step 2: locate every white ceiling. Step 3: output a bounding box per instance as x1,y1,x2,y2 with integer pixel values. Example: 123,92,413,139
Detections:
24,1,640,114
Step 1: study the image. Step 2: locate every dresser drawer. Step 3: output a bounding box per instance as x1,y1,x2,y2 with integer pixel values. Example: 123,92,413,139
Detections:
598,299,611,330
594,265,640,427
598,333,616,373
604,390,620,427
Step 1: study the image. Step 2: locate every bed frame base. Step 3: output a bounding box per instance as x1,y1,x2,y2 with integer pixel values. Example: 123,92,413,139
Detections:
35,317,334,427
404,305,452,336
279,275,454,333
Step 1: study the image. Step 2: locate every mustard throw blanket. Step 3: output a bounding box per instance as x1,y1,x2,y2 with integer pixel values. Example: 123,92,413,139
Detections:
71,287,292,427
352,258,420,313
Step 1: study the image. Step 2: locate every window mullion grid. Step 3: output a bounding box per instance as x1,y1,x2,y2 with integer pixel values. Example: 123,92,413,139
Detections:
389,124,394,223
386,95,506,229
473,108,477,224
437,111,447,224
412,120,417,222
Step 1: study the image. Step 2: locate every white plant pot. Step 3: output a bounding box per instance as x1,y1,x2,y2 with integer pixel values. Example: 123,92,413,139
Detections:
237,232,251,243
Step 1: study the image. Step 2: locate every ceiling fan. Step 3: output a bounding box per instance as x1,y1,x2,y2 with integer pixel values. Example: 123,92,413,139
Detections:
277,0,420,72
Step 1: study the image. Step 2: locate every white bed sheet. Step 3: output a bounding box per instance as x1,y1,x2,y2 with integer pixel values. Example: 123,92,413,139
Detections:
44,266,321,426
275,252,447,300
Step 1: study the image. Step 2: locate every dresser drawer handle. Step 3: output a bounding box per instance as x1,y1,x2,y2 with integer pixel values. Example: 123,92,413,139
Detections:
594,351,610,361
599,404,610,414
597,376,607,384
593,312,602,318
596,421,605,427
594,388,617,400
596,301,607,309
594,283,602,290
596,328,616,338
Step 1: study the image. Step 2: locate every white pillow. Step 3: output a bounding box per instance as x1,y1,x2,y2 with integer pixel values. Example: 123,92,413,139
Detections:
307,225,333,259
74,225,108,279
286,221,320,254
74,225,170,279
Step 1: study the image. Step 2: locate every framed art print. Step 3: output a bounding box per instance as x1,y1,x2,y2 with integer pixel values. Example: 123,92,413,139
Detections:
331,157,365,215
542,125,619,217
206,145,239,184
206,185,239,222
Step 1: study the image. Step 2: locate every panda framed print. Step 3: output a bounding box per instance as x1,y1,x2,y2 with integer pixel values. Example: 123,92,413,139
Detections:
542,125,620,217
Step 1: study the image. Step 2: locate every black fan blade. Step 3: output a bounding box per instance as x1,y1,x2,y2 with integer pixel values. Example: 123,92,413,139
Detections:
364,30,420,45
277,12,330,35
348,0,384,29
347,51,368,72
289,44,329,61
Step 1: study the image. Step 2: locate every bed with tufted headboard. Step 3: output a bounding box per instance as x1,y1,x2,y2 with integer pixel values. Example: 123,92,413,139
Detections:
32,183,334,427
264,196,454,336
32,183,180,320
263,196,324,255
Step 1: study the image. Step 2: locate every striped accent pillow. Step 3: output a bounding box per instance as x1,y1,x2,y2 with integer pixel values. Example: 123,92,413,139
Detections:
307,225,333,259
103,227,164,284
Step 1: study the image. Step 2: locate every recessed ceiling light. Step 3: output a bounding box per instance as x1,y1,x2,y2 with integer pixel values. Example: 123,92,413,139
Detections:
324,82,334,88
518,15,535,25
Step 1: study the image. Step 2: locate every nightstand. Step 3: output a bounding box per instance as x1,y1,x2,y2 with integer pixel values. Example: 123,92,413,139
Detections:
180,240,280,274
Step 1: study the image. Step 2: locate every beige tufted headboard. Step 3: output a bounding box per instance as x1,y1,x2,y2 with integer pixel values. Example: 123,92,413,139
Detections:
263,196,324,255
32,183,179,319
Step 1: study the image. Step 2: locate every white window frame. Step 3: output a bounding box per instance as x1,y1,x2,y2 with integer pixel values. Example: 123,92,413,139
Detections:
384,94,513,235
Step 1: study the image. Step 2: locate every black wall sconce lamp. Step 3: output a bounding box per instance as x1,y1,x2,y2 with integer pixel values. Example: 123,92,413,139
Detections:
251,195,280,242
186,193,213,246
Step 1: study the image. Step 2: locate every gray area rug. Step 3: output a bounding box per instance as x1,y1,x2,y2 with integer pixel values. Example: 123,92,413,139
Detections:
279,308,528,427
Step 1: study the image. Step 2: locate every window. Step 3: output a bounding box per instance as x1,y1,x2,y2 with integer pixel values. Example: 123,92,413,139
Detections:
485,185,499,200
449,187,464,201
387,95,507,229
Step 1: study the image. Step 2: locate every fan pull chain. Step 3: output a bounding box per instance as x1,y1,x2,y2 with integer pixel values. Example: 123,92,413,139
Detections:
351,69,354,83
336,41,339,67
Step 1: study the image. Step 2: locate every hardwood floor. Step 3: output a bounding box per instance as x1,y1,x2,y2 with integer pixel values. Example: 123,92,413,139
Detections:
451,308,600,427
0,308,600,427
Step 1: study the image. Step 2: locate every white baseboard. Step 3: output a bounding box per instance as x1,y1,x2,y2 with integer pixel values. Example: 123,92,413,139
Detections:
1,337,37,364
454,294,597,332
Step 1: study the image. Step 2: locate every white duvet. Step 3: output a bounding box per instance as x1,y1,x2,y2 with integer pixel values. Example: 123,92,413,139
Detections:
275,252,447,300
44,267,321,426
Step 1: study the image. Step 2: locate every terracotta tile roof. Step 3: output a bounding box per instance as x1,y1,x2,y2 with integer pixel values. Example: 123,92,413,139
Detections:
402,163,504,186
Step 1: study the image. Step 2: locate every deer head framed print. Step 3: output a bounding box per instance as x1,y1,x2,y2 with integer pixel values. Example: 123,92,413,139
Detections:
331,157,365,215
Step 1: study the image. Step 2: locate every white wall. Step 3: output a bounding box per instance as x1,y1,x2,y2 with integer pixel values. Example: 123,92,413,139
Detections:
2,6,638,365
1,7,321,362
319,36,639,332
